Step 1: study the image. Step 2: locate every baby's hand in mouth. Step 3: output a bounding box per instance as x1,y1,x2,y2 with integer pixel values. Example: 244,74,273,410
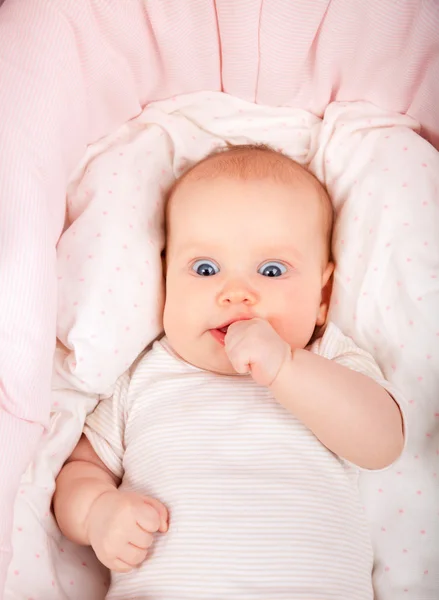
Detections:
224,318,291,387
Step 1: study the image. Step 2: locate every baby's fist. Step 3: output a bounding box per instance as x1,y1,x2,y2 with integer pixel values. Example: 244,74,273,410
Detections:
224,318,291,387
86,490,168,573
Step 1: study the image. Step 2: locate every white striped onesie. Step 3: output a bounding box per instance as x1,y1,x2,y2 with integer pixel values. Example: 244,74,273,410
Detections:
84,322,404,600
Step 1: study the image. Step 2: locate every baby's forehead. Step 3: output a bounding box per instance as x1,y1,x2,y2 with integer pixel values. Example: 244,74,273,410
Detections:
171,149,321,216
167,146,333,253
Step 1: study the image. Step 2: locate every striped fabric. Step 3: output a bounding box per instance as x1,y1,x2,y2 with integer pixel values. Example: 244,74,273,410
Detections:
83,323,404,600
0,0,436,587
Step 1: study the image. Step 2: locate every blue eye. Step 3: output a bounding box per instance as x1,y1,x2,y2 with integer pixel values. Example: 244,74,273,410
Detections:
258,261,287,278
192,259,220,277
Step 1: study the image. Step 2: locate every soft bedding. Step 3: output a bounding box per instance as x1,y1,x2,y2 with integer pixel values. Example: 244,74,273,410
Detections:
5,92,438,600
1,0,439,590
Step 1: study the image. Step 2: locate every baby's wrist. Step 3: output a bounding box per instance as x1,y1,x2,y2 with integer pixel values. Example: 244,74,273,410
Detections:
84,488,117,545
269,345,294,391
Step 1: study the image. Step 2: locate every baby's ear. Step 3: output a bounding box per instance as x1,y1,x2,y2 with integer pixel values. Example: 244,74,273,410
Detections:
316,262,334,326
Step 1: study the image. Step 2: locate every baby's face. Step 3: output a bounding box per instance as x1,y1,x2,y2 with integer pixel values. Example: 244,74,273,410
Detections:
163,176,333,375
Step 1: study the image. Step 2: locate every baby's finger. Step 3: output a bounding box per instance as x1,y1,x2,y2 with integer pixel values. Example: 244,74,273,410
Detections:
227,348,252,375
118,543,148,567
234,357,251,375
142,496,169,533
111,557,135,573
224,320,249,348
129,527,154,550
136,501,161,533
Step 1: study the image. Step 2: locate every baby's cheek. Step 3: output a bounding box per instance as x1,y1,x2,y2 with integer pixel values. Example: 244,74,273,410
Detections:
164,278,206,336
270,300,320,350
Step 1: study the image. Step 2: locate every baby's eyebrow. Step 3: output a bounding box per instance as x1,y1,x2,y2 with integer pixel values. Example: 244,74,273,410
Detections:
172,242,212,256
172,242,304,262
258,244,304,262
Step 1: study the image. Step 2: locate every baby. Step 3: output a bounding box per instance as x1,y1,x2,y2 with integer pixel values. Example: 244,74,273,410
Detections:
54,145,405,599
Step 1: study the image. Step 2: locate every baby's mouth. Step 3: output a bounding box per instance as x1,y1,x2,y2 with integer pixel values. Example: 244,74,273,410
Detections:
210,325,230,346
213,316,253,336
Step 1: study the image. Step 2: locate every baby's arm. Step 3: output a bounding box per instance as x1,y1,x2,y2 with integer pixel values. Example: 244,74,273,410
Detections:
270,349,404,470
54,435,168,572
53,435,120,545
225,319,404,471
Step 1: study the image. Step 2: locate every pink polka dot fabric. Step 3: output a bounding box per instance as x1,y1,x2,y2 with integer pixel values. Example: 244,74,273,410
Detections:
5,351,110,599
310,102,439,599
6,92,438,599
57,123,171,394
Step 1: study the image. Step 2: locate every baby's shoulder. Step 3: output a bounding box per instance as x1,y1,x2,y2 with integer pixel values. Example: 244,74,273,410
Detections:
309,321,386,383
309,321,363,359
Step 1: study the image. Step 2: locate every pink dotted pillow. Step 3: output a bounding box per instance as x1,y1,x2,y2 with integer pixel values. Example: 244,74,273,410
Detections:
309,101,439,593
56,124,172,394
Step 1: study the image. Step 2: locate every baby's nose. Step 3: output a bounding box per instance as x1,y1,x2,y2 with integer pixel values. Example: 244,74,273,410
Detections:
217,280,259,306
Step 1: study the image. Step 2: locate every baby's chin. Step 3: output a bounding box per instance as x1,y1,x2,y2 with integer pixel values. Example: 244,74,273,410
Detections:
187,351,239,377
202,358,241,377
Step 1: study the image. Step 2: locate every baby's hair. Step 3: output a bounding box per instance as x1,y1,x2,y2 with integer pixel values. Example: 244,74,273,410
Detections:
180,142,313,183
164,142,334,260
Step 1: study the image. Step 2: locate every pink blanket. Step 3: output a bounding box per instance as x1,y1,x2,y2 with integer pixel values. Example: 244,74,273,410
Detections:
0,0,438,589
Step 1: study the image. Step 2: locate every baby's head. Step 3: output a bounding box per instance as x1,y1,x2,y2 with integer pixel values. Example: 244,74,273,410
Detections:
163,144,334,374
